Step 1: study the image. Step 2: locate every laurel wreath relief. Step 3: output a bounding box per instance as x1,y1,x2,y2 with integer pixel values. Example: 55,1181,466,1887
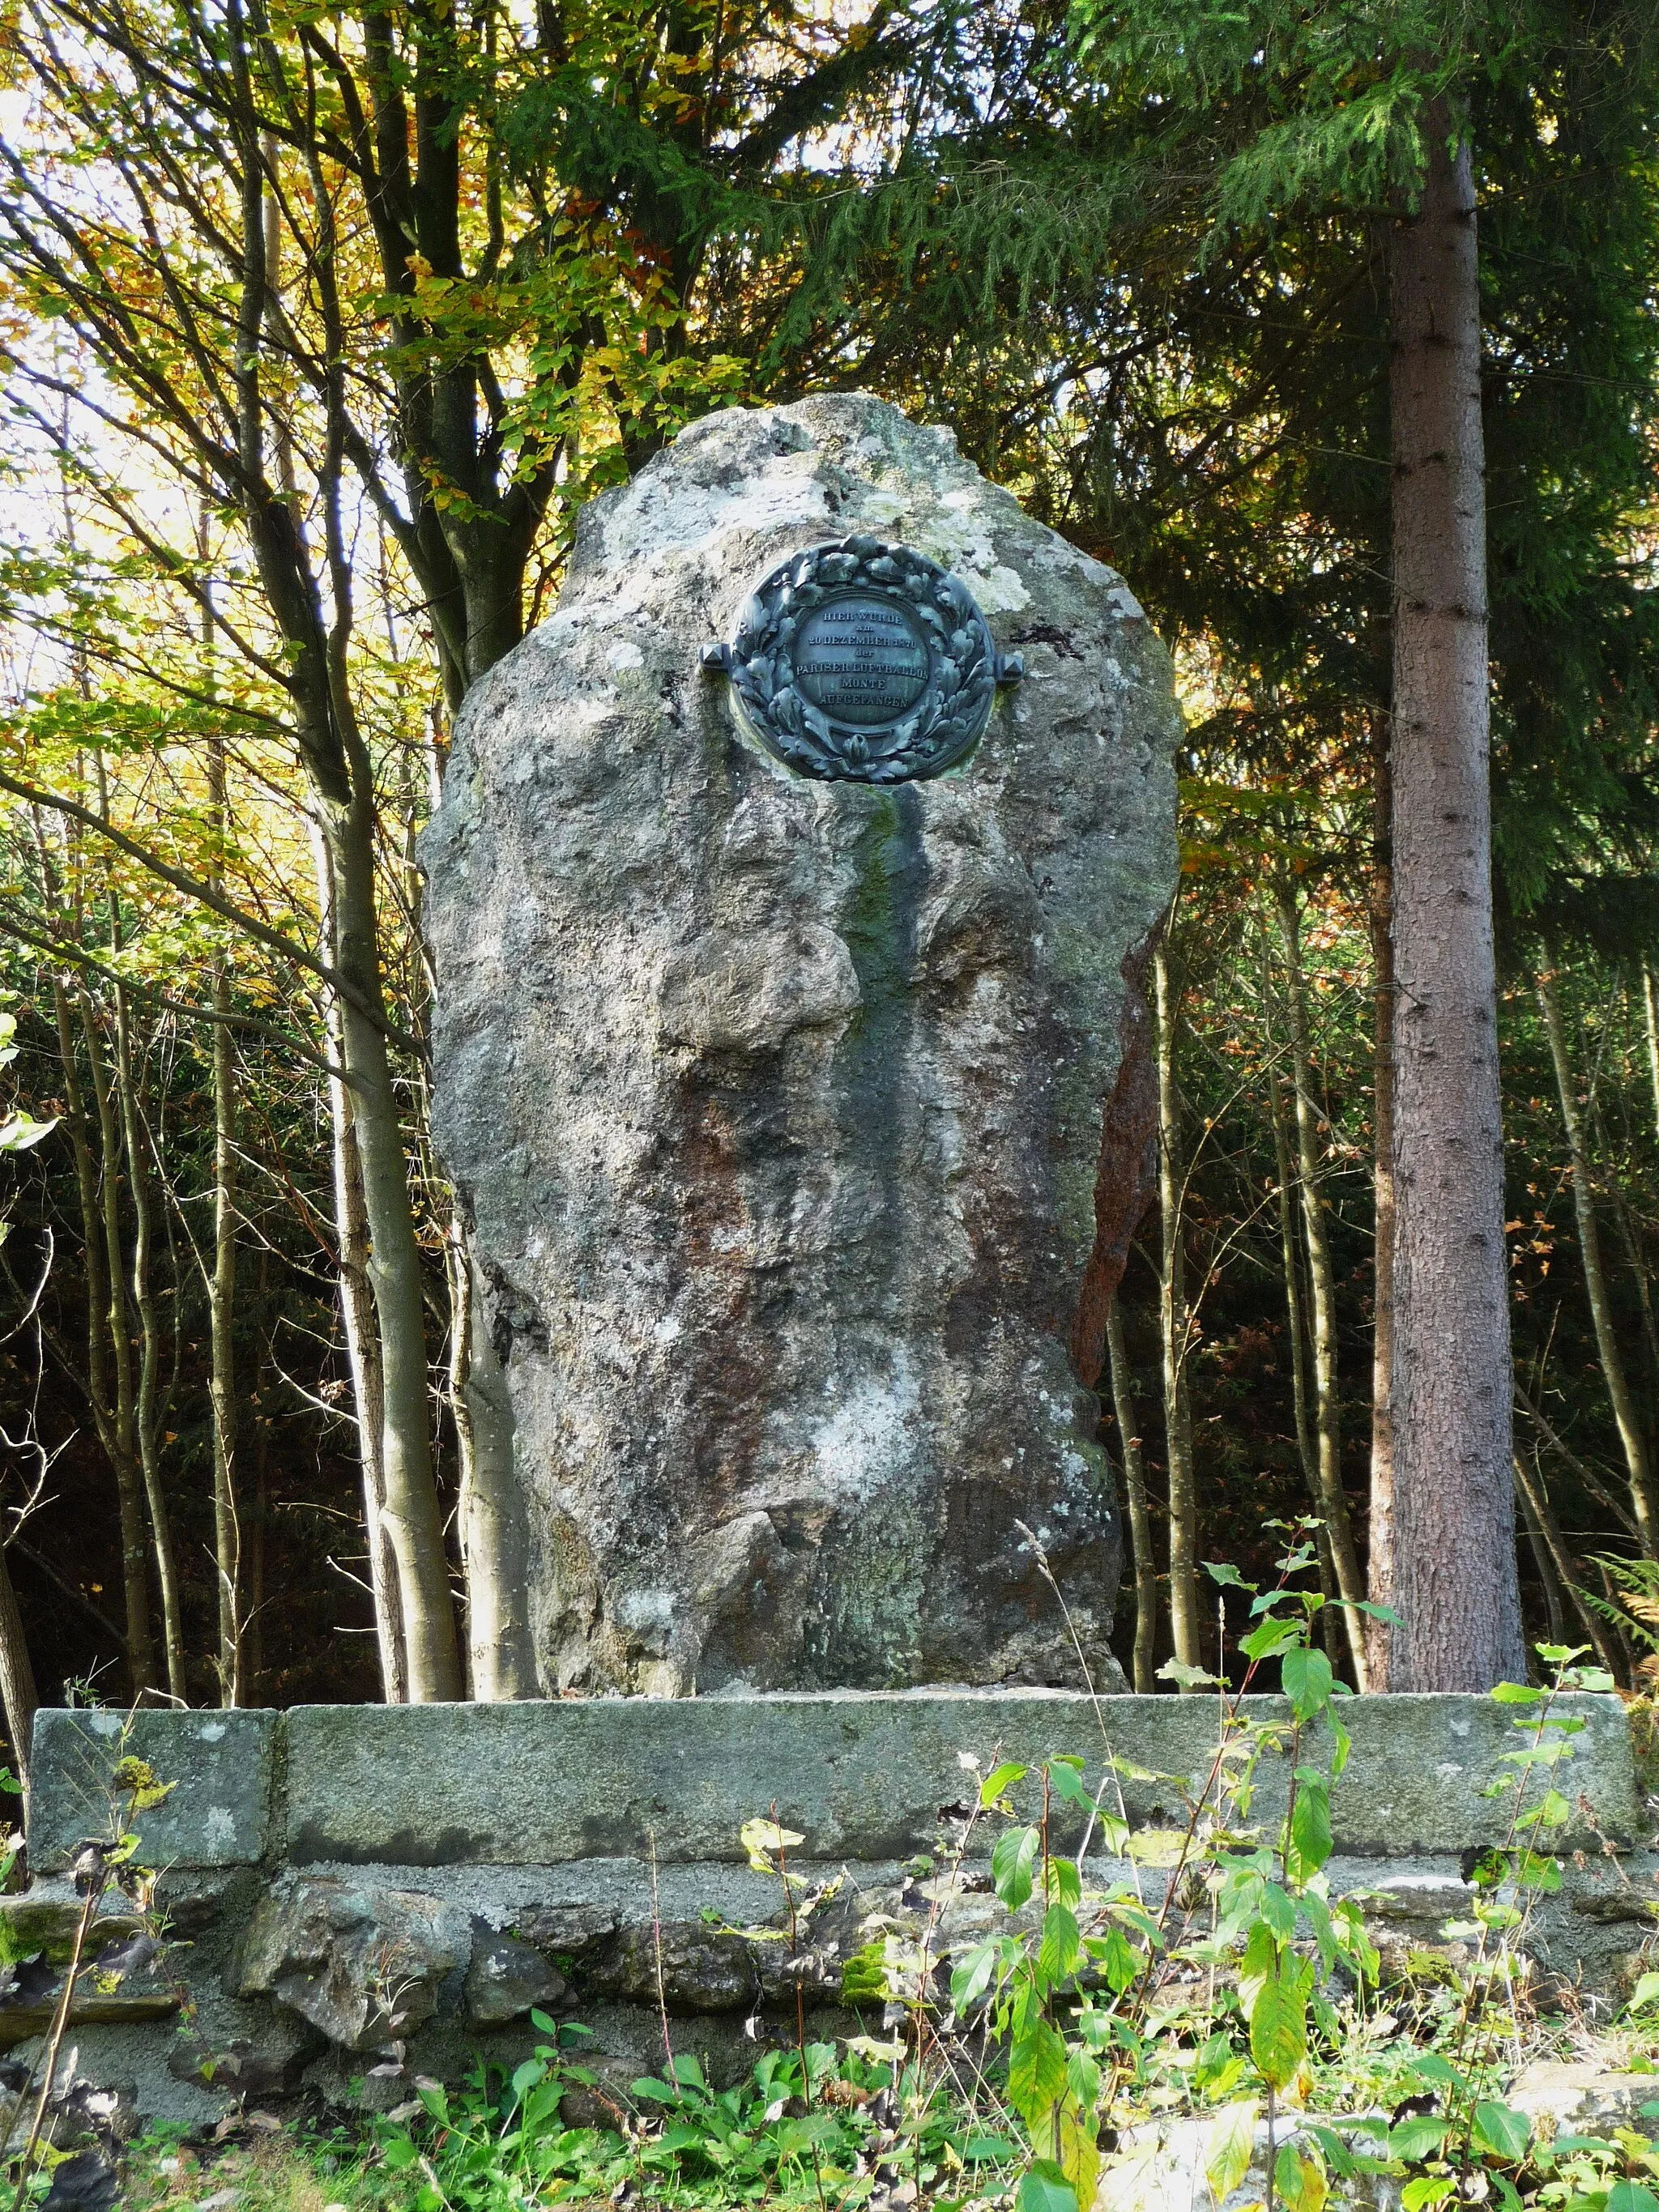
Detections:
702,535,1020,786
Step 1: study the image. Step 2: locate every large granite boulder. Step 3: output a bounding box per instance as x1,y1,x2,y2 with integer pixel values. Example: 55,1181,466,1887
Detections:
424,393,1180,1695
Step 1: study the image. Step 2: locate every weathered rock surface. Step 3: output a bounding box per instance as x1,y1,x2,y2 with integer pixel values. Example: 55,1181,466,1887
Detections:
424,391,1182,1694
231,1876,454,2053
464,1931,564,2024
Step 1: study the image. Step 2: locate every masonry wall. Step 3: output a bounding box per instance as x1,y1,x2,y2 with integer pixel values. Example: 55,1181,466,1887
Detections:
12,1692,1658,2125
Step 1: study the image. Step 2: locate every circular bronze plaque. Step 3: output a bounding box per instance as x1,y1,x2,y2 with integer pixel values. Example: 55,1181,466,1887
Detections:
702,535,1021,786
794,595,931,727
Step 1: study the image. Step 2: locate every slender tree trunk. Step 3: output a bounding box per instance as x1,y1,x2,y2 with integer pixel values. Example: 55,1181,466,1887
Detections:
0,1540,38,1813
326,798,463,1702
1385,103,1524,1689
1642,965,1659,1140
416,737,531,1700
245,1247,271,1700
1154,943,1201,1676
1511,1451,1623,1677
449,1234,535,1699
200,549,242,1703
1367,717,1397,1686
1589,1086,1659,1396
1512,1464,1563,1648
1275,886,1368,1685
1537,959,1659,1554
1105,1300,1158,1694
1266,1041,1342,1664
112,982,186,1702
78,990,155,1696
208,948,242,1705
313,829,407,1704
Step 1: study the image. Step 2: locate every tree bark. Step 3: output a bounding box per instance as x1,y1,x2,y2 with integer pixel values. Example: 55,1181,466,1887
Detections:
1367,717,1397,1686
111,978,186,1703
1511,1450,1623,1677
1154,942,1201,1676
77,988,155,1696
1643,965,1659,1141
450,1238,535,1699
1275,884,1368,1686
0,1540,38,1813
207,874,243,1703
1104,1299,1158,1694
1266,1033,1343,1665
1537,958,1659,1554
328,799,462,1703
313,827,407,1704
1384,101,1525,1689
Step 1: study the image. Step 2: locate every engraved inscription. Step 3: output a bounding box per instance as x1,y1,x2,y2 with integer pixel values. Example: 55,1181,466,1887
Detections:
794,595,930,727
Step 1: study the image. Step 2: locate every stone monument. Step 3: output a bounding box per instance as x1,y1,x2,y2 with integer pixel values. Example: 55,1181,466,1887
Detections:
424,394,1180,1696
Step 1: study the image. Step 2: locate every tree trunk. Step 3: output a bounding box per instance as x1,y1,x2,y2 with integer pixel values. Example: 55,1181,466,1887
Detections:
1511,1451,1623,1677
1642,964,1659,1141
1154,943,1201,1677
0,1540,38,1813
1384,101,1525,1689
207,936,242,1705
1512,1462,1563,1649
112,981,187,1703
77,989,155,1696
449,1238,535,1699
312,827,407,1704
1275,885,1369,1685
1537,958,1659,1554
1367,715,1397,1685
1104,1299,1158,1694
326,796,463,1703
1266,1034,1343,1665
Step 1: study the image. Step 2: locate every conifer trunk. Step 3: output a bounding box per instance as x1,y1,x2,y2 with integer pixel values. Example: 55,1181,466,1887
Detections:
1367,719,1397,1684
1154,944,1201,1675
1384,103,1525,1688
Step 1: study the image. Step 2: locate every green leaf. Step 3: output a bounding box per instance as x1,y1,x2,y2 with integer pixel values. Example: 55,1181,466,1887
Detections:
980,1762,1028,1808
1281,1646,1333,1721
1248,1971,1307,2091
1490,1682,1542,1704
1401,2182,1456,2212
1288,1778,1333,1880
1047,1760,1093,1809
1606,2186,1659,2212
1388,2115,1451,2161
952,1940,1000,2011
1628,1971,1659,2013
1038,1903,1081,1984
1205,1562,1250,1588
1276,2142,1328,2212
1204,2099,1260,2200
1008,2018,1071,2125
992,1825,1042,1912
1095,1924,1141,1993
1242,1615,1302,1662
1157,1657,1222,1688
381,2138,419,2172
1470,2102,1530,2163
1017,2161,1078,2212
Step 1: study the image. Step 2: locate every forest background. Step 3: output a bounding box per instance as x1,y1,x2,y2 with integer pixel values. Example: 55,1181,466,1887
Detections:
0,0,1655,1754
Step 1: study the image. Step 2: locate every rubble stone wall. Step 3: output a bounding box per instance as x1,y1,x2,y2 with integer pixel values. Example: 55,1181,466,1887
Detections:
15,1692,1657,2125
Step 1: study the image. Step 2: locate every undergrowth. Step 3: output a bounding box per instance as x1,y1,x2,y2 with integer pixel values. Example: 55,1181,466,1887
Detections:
53,1527,1659,2210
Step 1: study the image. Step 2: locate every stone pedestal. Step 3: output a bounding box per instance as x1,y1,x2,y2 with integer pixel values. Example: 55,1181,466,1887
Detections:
424,394,1180,1694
